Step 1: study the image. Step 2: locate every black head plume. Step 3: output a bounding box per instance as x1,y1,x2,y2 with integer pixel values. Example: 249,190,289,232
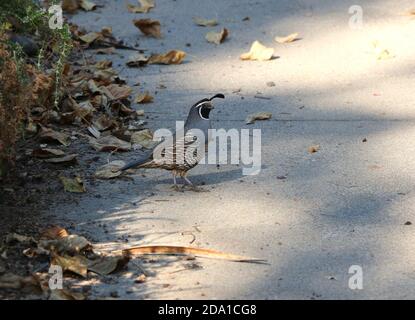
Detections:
208,93,225,101
191,94,224,109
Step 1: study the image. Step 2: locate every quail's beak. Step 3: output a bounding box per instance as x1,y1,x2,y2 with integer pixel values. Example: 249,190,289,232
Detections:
207,103,214,110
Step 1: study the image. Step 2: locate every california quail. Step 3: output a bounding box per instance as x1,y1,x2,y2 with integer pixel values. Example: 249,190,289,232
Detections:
120,94,225,187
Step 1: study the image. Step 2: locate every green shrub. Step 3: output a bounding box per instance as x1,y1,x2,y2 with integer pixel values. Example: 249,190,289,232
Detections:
0,0,72,177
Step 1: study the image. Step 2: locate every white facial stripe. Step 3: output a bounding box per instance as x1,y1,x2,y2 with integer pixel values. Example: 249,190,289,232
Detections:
197,102,210,120
195,101,208,109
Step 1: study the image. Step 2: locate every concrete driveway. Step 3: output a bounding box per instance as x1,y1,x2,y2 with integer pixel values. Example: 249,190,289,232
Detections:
55,0,415,299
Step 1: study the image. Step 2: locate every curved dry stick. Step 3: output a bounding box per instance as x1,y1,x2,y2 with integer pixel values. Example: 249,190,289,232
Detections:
119,245,267,263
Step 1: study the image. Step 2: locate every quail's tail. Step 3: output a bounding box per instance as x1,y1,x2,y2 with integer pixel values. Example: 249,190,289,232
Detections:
120,157,150,171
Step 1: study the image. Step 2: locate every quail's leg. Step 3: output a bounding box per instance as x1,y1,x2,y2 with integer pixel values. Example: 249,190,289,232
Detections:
171,171,180,191
181,171,193,187
182,172,208,192
183,176,193,186
173,172,177,185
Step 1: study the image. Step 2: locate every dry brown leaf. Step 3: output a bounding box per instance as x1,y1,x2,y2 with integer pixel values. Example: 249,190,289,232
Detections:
94,88,114,103
5,233,36,245
135,274,146,283
45,154,78,164
133,19,161,38
105,84,133,100
79,32,102,44
0,273,40,290
119,102,136,115
205,28,229,45
51,254,88,278
87,255,130,275
136,110,145,117
193,17,218,27
23,247,50,258
126,53,150,67
308,145,320,153
95,160,126,179
73,101,95,121
26,121,38,134
131,129,155,149
89,136,131,152
135,91,154,103
93,114,115,131
94,59,113,69
79,0,97,11
407,8,415,17
246,112,272,124
96,47,116,55
32,148,65,159
101,26,113,37
127,0,155,13
40,235,92,255
240,41,274,61
59,176,86,193
275,32,299,43
49,289,86,300
372,41,393,60
148,50,186,65
39,127,71,146
41,226,69,240
88,92,108,109
87,125,101,139
121,245,265,263
62,0,79,13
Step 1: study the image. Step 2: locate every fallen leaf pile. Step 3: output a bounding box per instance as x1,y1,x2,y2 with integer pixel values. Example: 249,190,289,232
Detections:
71,25,137,50
0,227,265,299
0,227,128,299
21,46,154,182
54,54,154,157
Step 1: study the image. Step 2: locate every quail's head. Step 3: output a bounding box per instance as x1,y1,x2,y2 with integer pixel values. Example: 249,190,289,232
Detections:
188,93,225,120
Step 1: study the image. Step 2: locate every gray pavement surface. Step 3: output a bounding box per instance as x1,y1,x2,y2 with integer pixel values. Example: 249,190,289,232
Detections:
54,0,415,299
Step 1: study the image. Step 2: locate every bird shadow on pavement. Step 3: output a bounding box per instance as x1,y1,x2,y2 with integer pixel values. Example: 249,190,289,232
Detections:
137,167,243,188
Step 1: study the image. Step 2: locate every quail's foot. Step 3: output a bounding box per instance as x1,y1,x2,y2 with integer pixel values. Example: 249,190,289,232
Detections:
183,185,209,192
171,184,182,192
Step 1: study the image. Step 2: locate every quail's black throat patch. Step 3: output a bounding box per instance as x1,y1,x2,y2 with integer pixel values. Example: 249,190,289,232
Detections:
200,105,211,119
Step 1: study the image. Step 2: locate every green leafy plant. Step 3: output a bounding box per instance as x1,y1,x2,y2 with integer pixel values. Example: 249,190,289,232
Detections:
0,0,73,176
